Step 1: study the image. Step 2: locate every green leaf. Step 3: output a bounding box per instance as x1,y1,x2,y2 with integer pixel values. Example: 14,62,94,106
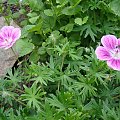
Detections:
8,0,18,4
56,0,68,5
74,17,88,25
21,83,46,110
62,6,81,15
69,0,81,6
21,25,36,38
60,23,74,33
109,0,120,16
83,16,89,24
27,12,38,17
29,50,40,63
74,18,83,25
28,0,44,11
42,16,56,33
29,16,39,24
15,39,35,57
47,94,65,111
44,9,54,16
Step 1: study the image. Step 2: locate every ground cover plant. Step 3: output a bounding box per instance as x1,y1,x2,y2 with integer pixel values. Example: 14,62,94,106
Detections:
0,0,120,119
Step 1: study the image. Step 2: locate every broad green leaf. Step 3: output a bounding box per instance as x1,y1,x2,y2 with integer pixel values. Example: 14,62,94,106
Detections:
15,39,35,57
28,0,44,11
29,50,40,63
62,6,81,15
27,12,38,17
44,9,54,16
109,0,120,16
42,16,56,33
21,25,36,38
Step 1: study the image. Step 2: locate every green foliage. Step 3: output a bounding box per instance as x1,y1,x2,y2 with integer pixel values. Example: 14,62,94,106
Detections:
109,0,120,16
0,0,120,119
15,39,34,57
21,82,46,110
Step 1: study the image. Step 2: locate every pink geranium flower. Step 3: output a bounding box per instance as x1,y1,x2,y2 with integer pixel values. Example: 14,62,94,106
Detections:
95,35,120,71
0,26,21,49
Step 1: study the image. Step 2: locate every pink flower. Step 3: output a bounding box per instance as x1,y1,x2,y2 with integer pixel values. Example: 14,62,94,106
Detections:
95,35,120,71
0,26,21,49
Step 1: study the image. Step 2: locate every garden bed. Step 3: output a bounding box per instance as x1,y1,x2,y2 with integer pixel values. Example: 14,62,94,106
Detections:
0,0,120,120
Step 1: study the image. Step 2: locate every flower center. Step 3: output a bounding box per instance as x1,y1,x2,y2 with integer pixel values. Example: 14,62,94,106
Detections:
110,47,120,59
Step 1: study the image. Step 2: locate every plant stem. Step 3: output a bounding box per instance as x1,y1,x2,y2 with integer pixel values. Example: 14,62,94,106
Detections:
11,47,18,59
10,95,27,107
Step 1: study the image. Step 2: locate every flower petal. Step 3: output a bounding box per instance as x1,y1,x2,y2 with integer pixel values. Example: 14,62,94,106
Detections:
0,26,21,49
101,35,117,50
4,40,17,49
1,26,14,39
107,59,120,71
0,33,4,42
117,38,120,46
12,28,21,41
95,46,111,60
1,26,14,31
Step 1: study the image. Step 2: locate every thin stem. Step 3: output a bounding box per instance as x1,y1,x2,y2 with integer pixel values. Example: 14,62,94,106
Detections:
11,47,18,59
73,0,81,8
11,47,20,64
60,54,66,72
10,95,27,107
0,90,27,107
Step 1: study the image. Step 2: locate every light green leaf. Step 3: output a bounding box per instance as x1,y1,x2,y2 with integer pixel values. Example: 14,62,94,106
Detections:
44,9,54,16
74,18,83,25
83,16,88,24
74,17,88,25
